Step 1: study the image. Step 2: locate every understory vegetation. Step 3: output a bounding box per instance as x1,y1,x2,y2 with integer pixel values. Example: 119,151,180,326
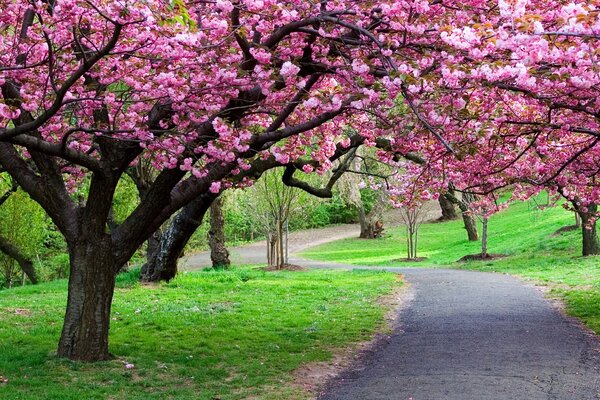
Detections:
0,268,398,399
301,198,600,336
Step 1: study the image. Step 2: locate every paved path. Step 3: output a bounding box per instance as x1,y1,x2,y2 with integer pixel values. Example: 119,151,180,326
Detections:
318,268,600,400
183,225,600,399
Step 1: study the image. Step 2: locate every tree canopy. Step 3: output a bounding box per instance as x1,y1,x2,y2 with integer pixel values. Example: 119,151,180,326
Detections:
0,0,598,361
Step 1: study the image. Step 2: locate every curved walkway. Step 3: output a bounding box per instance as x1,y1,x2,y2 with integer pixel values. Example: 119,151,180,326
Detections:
183,227,600,399
318,268,600,399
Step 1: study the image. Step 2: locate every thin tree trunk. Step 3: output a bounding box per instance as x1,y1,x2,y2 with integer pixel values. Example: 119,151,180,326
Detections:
575,211,582,228
57,237,116,361
0,233,37,284
579,204,600,256
414,227,418,259
208,197,230,269
141,194,215,282
277,219,284,267
481,217,488,258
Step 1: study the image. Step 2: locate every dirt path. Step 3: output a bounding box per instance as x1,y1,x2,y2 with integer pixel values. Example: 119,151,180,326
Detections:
182,207,441,271
181,208,429,270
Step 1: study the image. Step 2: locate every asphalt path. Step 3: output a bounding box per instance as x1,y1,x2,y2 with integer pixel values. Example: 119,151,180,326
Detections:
318,268,600,400
183,225,600,399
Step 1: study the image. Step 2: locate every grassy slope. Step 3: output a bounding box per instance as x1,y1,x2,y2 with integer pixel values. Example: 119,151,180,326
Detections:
0,268,398,400
301,199,600,334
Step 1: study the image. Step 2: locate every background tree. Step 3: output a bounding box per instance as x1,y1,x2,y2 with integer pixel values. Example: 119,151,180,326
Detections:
0,176,47,287
438,188,459,221
208,196,230,269
336,148,390,239
398,201,433,260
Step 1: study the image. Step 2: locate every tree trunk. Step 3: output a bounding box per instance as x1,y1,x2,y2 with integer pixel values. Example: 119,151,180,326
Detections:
57,237,116,361
208,197,230,269
579,204,600,256
358,204,371,238
462,212,479,241
438,193,458,221
141,194,214,282
277,219,285,267
0,233,37,284
481,217,488,258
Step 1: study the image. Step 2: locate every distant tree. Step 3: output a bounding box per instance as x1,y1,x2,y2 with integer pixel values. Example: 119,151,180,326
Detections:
0,176,47,286
438,190,458,221
208,196,230,269
398,202,432,260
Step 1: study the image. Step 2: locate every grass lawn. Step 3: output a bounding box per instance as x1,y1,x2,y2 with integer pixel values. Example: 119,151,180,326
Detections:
301,198,600,334
0,267,399,400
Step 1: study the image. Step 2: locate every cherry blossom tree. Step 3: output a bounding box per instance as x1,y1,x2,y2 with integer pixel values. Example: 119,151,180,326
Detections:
392,0,600,254
1,0,598,363
0,0,455,361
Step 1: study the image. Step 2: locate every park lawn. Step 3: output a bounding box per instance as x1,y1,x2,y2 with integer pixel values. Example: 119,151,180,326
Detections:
300,198,600,335
0,267,399,400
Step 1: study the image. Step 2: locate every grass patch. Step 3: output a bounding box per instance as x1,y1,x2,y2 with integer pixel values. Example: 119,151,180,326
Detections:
301,198,600,335
0,267,398,399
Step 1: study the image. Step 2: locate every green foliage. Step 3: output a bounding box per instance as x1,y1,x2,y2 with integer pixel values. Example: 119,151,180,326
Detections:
0,177,50,287
0,267,398,399
38,253,70,282
112,175,140,225
184,175,357,252
310,193,357,226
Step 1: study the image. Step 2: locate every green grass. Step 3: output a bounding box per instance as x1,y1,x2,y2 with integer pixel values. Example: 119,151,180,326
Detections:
0,267,399,400
301,197,600,336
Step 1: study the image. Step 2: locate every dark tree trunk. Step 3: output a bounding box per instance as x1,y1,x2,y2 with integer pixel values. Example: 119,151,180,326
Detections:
140,194,215,282
57,237,116,361
579,204,600,256
146,229,162,261
463,213,479,241
208,197,230,269
0,233,37,284
438,192,458,221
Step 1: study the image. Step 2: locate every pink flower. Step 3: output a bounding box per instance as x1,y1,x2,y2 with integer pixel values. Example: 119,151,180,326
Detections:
280,61,300,78
209,181,222,193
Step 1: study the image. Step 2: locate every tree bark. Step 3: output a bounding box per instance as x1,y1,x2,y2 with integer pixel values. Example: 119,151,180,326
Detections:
463,213,479,241
358,204,384,239
579,203,600,256
438,193,458,221
57,237,116,361
461,193,479,241
208,197,230,269
140,194,215,282
443,190,479,241
0,233,37,284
